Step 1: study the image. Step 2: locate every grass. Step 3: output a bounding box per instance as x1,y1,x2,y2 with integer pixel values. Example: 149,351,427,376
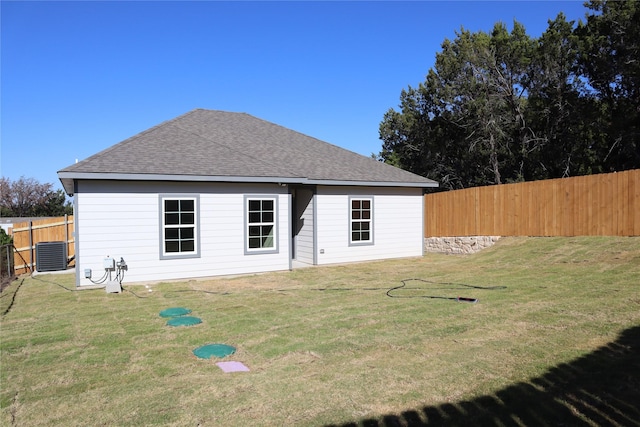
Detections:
1,236,639,426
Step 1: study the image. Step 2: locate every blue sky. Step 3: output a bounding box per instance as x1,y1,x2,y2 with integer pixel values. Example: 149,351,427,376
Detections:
1,1,589,192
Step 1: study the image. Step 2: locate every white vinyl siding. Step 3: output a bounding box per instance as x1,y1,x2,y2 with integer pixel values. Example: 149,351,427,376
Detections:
294,187,315,264
315,186,423,265
74,181,289,286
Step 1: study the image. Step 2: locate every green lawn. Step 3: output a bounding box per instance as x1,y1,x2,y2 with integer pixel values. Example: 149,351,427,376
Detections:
1,237,639,426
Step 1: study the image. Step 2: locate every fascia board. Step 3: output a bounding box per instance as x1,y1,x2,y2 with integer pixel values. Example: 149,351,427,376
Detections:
57,172,439,195
57,172,304,183
304,179,439,188
57,173,305,195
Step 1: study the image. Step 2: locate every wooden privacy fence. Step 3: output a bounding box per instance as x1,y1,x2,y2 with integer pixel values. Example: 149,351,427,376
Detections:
425,169,640,237
12,216,75,275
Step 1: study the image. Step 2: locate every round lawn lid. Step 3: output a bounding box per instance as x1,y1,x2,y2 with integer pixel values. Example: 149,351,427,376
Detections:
193,344,236,359
166,316,202,327
159,307,191,318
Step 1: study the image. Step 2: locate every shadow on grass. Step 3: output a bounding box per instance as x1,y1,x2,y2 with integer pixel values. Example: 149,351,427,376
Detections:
327,325,640,427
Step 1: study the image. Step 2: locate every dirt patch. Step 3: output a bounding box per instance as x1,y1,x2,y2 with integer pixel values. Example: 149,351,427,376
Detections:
0,274,15,293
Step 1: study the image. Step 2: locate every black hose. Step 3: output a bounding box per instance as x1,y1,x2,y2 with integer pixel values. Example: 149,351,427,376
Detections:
1,278,24,316
171,278,506,303
386,278,506,301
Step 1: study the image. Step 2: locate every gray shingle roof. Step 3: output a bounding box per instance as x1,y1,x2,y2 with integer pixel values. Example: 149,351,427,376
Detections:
58,109,437,194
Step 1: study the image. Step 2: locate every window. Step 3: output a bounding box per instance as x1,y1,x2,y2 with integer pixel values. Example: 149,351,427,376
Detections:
245,197,277,253
350,197,373,245
160,196,199,259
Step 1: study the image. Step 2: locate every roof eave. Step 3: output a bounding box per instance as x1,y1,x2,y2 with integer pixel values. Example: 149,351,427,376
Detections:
57,172,304,195
305,178,438,188
57,171,438,195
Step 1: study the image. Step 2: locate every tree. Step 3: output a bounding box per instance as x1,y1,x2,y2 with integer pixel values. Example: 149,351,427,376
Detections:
440,22,539,184
575,0,640,172
378,1,640,188
379,21,539,189
526,13,597,178
0,177,72,217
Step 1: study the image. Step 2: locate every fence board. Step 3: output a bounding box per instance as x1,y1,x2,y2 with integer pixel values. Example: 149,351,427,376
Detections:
12,216,74,274
629,172,640,236
425,169,639,237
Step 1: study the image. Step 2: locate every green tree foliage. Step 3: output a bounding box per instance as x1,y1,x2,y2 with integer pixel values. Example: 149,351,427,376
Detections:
526,13,596,178
0,177,72,217
379,0,640,189
576,0,640,172
0,228,12,246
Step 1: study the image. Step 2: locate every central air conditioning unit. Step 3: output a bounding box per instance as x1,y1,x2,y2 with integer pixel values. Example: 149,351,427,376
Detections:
35,241,68,272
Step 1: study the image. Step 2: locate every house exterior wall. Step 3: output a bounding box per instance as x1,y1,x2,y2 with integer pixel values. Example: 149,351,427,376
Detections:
294,187,315,264
314,186,424,265
74,180,290,286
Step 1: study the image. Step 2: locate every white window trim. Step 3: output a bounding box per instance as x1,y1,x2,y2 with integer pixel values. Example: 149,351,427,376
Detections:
244,195,279,255
349,196,374,246
159,195,201,260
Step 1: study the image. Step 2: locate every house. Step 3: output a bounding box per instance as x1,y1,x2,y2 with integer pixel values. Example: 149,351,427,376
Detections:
58,109,438,287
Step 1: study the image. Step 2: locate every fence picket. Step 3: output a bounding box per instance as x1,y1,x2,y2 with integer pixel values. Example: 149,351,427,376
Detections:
11,215,75,275
425,169,639,237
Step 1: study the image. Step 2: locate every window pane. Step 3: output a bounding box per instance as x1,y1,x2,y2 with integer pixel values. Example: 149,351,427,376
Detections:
181,213,194,224
249,212,261,223
262,212,274,223
352,200,360,209
261,225,273,237
362,200,370,209
165,241,180,252
180,200,194,211
248,237,261,248
180,227,194,239
352,222,361,231
165,228,179,239
165,200,179,211
181,240,194,252
362,210,370,220
249,226,260,236
352,232,360,241
262,236,273,247
262,200,274,211
352,211,361,220
165,213,180,225
249,200,260,211
361,222,370,231
361,232,370,241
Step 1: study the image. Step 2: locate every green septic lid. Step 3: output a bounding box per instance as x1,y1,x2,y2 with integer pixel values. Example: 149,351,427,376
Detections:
193,344,236,359
159,307,191,318
166,316,202,327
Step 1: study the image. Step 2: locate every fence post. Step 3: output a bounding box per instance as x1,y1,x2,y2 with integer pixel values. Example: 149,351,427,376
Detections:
5,245,10,277
28,220,33,272
64,214,69,262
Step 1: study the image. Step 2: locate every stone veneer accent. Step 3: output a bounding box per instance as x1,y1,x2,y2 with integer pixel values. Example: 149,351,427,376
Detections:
424,236,501,254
